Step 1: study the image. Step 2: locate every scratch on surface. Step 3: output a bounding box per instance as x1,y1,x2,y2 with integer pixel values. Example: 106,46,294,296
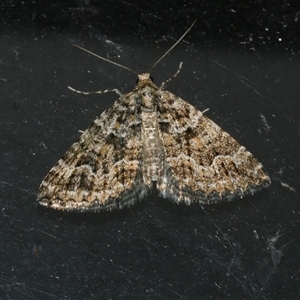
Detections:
0,181,35,195
266,230,291,272
260,114,271,132
35,229,63,242
280,182,296,192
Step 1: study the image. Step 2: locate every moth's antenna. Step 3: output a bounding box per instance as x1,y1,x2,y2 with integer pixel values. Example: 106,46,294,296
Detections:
72,44,138,76
149,20,197,73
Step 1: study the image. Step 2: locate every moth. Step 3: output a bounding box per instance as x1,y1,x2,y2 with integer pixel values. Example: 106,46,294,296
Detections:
38,21,270,211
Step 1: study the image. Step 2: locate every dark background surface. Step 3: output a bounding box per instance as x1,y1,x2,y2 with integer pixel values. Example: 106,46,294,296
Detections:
1,0,300,299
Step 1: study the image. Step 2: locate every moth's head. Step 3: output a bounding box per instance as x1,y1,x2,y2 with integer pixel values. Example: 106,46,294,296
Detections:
136,73,154,85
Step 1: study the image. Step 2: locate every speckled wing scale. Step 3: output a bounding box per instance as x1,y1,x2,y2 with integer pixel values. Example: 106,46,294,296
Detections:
37,21,271,212
156,89,270,203
38,90,148,211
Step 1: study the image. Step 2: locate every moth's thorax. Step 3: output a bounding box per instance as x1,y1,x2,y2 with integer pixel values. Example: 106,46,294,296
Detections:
135,73,159,109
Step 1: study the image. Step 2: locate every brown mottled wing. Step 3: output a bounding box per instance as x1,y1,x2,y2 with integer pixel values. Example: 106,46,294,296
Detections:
38,94,148,211
156,90,271,204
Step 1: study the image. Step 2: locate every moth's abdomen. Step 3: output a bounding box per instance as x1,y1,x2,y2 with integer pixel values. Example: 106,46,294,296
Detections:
141,111,165,186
